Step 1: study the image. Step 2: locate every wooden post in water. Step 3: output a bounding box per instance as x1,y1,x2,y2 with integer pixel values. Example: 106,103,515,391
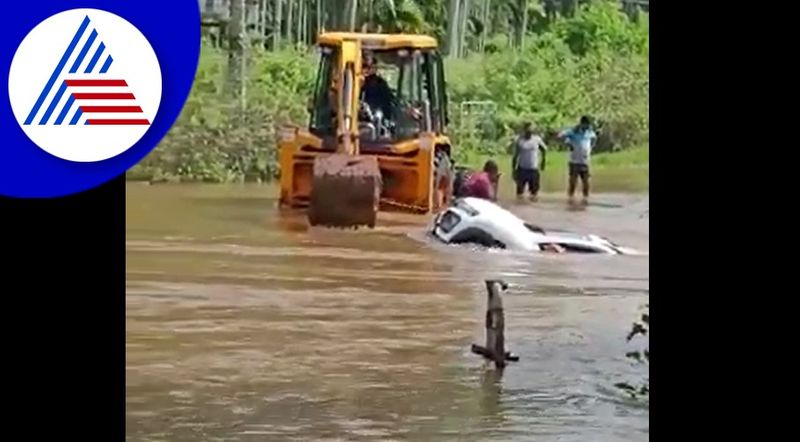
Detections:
471,279,519,369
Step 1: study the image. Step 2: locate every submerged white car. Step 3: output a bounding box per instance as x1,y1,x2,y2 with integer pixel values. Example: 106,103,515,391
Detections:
429,197,639,254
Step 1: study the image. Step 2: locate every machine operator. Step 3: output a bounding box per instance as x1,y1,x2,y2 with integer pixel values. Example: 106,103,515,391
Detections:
361,53,397,120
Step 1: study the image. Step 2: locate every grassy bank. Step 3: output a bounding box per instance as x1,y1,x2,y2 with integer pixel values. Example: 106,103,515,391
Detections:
129,144,649,195
461,145,649,195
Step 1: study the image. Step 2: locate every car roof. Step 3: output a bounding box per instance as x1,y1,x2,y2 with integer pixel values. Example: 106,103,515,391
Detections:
457,198,524,221
447,198,539,250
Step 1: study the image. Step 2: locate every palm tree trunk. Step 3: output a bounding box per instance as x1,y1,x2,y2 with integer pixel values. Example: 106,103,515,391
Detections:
302,0,311,44
513,0,527,50
273,0,283,48
458,0,471,57
286,0,294,42
228,0,247,114
445,0,461,57
317,0,323,33
296,0,304,45
345,0,358,31
478,0,490,53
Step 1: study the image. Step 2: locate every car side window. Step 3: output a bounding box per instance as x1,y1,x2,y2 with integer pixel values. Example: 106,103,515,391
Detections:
556,243,602,253
524,223,545,234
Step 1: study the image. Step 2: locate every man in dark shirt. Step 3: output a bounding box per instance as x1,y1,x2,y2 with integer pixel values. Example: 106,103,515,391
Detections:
361,54,396,119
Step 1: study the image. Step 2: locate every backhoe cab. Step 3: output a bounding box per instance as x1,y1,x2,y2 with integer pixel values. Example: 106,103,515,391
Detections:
278,33,455,229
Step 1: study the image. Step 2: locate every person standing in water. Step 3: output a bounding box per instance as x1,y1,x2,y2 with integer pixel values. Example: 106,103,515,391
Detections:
558,116,597,204
512,122,548,201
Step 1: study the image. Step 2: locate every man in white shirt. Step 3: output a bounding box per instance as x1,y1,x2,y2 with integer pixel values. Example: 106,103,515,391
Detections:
512,122,548,201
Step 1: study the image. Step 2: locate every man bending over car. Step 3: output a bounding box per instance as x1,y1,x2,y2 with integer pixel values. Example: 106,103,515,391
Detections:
456,160,501,201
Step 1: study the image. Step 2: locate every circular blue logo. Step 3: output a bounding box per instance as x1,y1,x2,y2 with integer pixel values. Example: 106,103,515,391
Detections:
1,0,200,197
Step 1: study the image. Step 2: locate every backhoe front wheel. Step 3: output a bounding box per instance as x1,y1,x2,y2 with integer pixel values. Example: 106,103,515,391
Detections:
433,149,454,211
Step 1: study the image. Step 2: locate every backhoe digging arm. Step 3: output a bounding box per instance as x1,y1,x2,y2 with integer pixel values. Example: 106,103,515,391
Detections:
308,38,382,229
335,39,362,156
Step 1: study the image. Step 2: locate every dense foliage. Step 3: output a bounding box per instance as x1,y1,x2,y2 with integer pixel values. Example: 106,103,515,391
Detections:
130,0,648,183
131,47,316,182
446,1,648,161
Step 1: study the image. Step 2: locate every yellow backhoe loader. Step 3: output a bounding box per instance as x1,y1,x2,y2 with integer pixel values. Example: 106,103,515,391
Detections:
278,32,455,228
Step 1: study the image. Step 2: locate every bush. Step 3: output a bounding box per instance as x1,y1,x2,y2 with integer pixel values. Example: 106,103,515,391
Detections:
131,45,317,182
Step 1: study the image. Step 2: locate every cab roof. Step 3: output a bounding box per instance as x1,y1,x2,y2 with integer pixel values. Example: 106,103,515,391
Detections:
316,32,439,50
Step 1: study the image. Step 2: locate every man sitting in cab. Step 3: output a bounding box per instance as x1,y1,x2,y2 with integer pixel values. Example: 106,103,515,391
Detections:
361,52,397,120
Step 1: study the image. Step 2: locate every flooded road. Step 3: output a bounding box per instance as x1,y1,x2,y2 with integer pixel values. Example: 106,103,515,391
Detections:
126,184,649,442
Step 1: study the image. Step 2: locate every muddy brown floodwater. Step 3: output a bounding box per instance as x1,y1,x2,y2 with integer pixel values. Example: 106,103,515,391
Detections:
126,183,649,442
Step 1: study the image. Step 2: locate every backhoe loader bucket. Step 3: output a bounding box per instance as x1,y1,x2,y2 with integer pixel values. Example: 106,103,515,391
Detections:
308,154,382,228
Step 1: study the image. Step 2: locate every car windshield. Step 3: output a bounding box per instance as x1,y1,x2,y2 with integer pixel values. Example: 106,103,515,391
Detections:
437,211,461,233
